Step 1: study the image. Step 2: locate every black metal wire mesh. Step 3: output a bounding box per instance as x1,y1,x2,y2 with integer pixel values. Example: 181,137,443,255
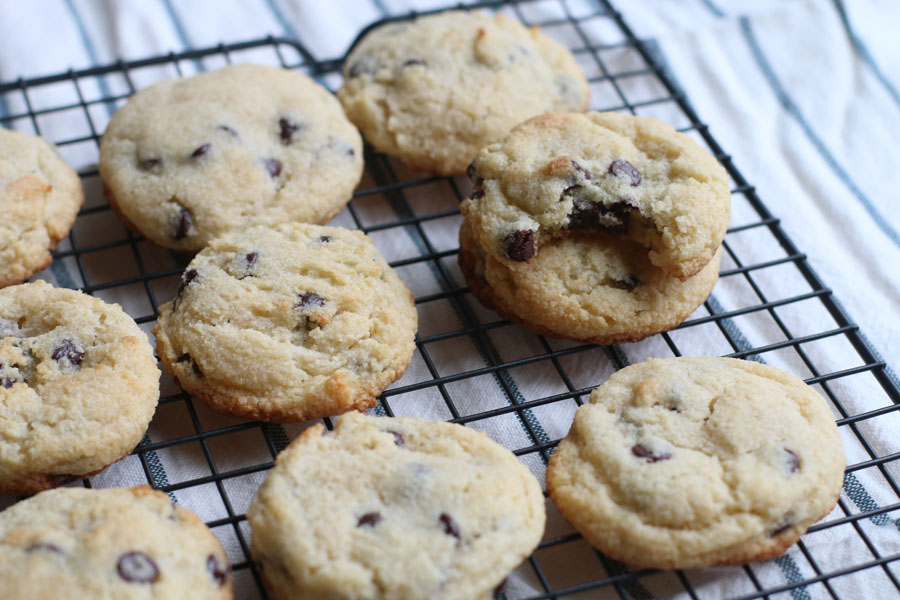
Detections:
1,0,899,598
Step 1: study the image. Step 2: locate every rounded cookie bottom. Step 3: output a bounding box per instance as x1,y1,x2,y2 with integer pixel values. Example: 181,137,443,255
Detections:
458,219,720,345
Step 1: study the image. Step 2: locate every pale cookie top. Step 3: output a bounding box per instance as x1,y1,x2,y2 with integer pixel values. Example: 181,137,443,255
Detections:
99,63,363,251
338,10,589,175
461,112,731,279
546,357,846,569
0,129,83,288
153,224,418,423
0,486,232,599
248,411,546,600
0,281,160,493
459,219,720,344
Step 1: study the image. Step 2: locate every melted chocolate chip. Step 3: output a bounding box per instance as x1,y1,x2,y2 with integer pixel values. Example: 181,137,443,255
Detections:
318,235,333,243
174,207,194,240
466,162,483,185
177,269,198,299
190,143,211,159
279,117,302,144
245,252,259,270
610,276,639,291
116,551,159,583
264,157,282,178
632,444,671,463
207,554,228,587
139,157,162,171
385,430,405,447
784,448,800,473
503,230,536,262
51,339,84,367
402,58,426,68
571,160,592,180
176,353,203,379
27,542,64,555
609,159,642,186
439,513,461,541
297,292,326,308
566,190,598,229
470,187,485,200
357,512,382,527
217,124,238,137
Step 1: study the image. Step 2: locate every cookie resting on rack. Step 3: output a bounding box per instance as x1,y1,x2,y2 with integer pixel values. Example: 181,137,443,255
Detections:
461,112,731,280
99,63,363,252
153,223,418,422
247,411,546,600
0,486,232,598
338,10,589,175
546,357,846,569
0,280,160,494
0,128,83,289
458,218,720,344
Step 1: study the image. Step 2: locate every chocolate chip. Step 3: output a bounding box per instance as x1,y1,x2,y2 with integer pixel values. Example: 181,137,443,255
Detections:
296,292,326,308
27,542,64,555
190,143,211,159
402,58,426,68
632,444,671,463
245,252,259,270
174,207,194,240
466,162,483,185
609,159,642,186
207,554,228,587
264,157,282,178
610,276,639,291
217,124,238,137
439,513,461,541
1,375,15,389
566,190,598,229
348,55,378,78
176,268,198,299
571,160,592,180
784,448,800,473
503,230,536,262
357,512,382,527
176,353,203,379
318,235,332,243
116,551,159,583
470,187,485,200
139,157,162,171
385,430,405,447
279,117,302,144
51,339,84,367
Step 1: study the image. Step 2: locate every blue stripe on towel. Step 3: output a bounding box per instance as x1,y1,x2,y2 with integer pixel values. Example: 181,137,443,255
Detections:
740,16,900,251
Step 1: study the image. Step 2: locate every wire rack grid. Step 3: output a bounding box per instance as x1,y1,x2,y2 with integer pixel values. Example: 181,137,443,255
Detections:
1,0,899,598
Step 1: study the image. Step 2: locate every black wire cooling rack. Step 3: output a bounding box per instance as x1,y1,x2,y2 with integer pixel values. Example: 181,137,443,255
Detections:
2,0,899,598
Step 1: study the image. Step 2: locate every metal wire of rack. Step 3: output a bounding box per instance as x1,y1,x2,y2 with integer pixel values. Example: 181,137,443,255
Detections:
1,0,899,598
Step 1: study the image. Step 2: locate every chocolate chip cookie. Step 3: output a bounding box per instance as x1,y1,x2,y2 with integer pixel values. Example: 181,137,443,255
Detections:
248,411,545,599
546,357,846,569
338,10,589,175
153,223,418,422
0,128,83,288
99,63,363,251
461,112,731,280
0,280,160,493
0,486,232,598
458,218,720,344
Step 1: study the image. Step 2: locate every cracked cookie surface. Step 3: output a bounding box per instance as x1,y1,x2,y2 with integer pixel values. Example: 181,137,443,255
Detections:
458,218,720,344
338,10,588,175
0,486,232,598
461,112,731,279
153,223,418,422
0,280,160,493
99,63,363,251
546,357,845,569
0,129,83,288
248,411,545,599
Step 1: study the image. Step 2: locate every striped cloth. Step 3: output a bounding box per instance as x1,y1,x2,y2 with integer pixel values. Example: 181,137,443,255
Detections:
1,1,898,599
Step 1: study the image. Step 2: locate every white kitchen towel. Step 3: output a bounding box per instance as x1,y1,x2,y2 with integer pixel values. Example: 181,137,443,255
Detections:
1,1,898,599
